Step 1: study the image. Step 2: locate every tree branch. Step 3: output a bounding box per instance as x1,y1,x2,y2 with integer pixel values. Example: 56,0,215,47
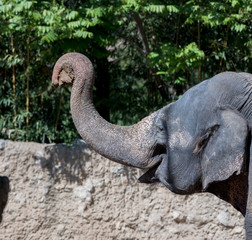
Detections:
133,12,169,101
132,12,150,55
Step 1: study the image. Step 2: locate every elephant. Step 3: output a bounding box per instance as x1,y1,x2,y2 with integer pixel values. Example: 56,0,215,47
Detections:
52,52,252,238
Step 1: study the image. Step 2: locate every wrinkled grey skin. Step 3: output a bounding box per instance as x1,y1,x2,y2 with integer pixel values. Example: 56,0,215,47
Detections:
52,53,252,239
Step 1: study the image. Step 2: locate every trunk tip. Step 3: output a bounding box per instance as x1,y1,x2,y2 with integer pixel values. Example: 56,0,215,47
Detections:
52,52,86,88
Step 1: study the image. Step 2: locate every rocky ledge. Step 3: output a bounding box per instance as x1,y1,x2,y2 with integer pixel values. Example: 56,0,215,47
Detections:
0,139,245,239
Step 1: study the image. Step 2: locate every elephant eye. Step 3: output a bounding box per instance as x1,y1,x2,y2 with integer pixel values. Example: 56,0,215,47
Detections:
193,125,219,154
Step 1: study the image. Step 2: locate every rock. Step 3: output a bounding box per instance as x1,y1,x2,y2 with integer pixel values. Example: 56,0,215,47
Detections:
0,140,245,239
0,140,5,150
73,138,87,146
233,226,243,234
172,211,180,221
112,165,128,177
217,211,235,228
85,179,94,193
172,211,186,223
73,185,93,204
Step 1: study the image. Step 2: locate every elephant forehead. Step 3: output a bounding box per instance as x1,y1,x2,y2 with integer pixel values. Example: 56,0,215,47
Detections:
169,130,193,149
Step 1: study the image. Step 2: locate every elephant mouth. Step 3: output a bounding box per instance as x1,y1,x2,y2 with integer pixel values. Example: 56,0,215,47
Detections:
138,154,191,195
138,142,167,183
138,163,161,183
137,160,177,192
138,163,194,195
151,143,166,158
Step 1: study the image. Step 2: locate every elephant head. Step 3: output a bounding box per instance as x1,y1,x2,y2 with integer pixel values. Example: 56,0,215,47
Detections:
52,53,252,238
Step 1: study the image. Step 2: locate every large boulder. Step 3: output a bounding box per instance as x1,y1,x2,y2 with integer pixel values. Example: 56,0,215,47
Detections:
0,139,245,239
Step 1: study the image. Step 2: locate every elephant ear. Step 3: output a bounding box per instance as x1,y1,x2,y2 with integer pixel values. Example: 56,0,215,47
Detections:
200,108,249,190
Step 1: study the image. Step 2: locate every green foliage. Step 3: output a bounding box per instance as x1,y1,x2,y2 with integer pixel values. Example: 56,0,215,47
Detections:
0,0,251,143
148,42,205,86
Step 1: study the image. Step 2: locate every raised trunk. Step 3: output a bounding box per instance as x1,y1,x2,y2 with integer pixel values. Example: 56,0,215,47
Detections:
52,53,161,168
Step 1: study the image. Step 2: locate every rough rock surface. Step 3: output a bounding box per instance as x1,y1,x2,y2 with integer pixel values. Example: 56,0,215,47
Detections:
0,139,245,239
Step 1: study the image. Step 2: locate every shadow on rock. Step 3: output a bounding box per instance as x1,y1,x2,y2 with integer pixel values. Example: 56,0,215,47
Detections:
0,176,9,223
40,139,91,184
